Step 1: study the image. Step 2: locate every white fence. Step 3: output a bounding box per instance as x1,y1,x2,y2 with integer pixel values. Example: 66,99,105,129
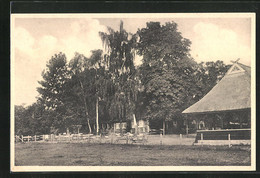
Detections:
15,134,95,142
15,133,150,145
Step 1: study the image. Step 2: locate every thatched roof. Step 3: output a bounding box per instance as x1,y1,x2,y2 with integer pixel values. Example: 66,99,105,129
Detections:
182,62,251,114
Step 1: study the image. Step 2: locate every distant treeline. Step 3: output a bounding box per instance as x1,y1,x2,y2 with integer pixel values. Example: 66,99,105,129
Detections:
15,21,230,135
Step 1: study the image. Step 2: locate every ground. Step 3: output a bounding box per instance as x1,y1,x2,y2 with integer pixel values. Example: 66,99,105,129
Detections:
15,136,251,166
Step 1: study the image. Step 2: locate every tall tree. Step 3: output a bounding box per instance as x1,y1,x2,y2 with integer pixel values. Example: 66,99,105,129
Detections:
15,105,27,135
198,60,231,95
99,21,139,127
37,52,69,110
37,52,71,133
15,101,54,135
87,49,113,134
69,53,96,133
68,50,115,134
136,21,200,134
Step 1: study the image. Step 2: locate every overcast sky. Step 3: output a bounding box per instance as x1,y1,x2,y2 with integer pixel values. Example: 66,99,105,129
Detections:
12,14,253,106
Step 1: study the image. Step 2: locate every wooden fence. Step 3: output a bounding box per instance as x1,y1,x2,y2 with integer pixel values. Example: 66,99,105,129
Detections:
15,131,250,146
15,133,149,145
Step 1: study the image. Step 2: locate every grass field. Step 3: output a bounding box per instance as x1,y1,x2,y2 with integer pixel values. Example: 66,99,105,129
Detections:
15,142,251,166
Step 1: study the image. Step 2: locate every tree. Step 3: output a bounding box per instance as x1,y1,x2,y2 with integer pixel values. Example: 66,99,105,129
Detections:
88,49,114,134
15,105,27,135
136,21,201,134
99,21,139,130
99,21,137,79
15,101,54,135
137,22,191,66
68,50,114,134
37,52,69,110
68,52,96,133
37,52,71,133
197,60,231,95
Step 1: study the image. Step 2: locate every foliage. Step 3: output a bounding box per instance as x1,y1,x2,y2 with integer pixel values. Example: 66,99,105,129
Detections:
16,20,232,135
99,21,138,122
15,102,54,135
137,21,191,65
196,60,231,95
68,52,96,133
136,22,201,122
36,52,72,133
68,50,114,133
37,52,69,110
15,105,27,135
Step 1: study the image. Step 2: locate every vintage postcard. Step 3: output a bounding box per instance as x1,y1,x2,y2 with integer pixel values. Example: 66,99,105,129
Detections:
10,13,256,172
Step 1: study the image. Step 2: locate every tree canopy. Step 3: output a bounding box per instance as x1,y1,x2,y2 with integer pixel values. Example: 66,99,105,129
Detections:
15,20,231,135
136,22,201,123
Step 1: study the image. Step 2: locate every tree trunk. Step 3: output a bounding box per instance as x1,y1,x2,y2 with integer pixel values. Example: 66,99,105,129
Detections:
96,97,99,135
163,119,165,135
87,117,92,134
133,113,138,134
113,123,116,133
79,80,92,134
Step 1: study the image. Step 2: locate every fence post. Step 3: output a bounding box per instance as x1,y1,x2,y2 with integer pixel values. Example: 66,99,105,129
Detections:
180,134,182,145
200,133,203,146
21,135,23,143
160,133,163,145
35,135,36,142
111,133,114,144
228,134,231,148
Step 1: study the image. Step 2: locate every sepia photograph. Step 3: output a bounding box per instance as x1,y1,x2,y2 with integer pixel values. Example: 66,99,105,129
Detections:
10,13,255,172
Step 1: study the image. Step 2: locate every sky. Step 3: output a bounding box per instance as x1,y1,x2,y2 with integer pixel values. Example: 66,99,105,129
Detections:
12,14,253,106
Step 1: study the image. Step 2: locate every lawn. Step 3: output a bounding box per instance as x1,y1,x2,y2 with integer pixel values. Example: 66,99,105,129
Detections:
15,142,251,166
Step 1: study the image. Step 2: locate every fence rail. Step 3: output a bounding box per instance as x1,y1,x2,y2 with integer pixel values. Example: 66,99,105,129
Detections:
15,133,150,145
15,130,251,146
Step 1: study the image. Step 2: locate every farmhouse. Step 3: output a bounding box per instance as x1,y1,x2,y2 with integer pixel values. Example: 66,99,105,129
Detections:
182,61,251,145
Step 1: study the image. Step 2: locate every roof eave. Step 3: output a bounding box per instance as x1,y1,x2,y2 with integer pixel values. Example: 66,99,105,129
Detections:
182,107,251,115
